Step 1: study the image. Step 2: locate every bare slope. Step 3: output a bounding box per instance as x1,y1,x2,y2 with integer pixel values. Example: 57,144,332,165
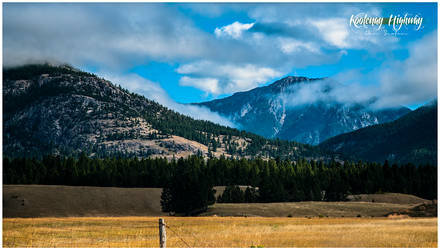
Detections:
204,202,418,218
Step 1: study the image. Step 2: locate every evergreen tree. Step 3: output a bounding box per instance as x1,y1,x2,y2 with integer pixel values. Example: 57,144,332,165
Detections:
218,185,245,203
244,186,259,203
160,156,215,215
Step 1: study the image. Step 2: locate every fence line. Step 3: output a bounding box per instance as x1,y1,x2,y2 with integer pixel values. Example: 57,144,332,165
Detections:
4,218,217,248
167,221,210,247
164,224,192,248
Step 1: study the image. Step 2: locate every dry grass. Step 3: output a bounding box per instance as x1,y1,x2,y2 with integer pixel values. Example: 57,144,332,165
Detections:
205,201,416,217
3,216,437,248
347,193,429,204
5,185,424,218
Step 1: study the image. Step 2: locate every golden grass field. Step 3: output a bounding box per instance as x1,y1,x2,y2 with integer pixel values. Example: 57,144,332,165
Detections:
3,216,437,248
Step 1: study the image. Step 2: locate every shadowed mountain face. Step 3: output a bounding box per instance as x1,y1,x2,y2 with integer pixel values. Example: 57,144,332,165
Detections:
319,101,437,165
3,64,323,160
196,76,411,145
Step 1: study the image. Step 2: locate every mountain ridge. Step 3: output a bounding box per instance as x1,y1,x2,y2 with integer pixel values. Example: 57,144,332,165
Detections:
196,76,411,145
194,76,324,105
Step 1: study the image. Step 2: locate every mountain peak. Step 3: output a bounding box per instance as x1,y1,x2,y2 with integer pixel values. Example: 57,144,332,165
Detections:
268,76,325,90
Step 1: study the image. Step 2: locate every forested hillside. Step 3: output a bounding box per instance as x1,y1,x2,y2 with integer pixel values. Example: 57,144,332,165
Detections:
320,101,437,165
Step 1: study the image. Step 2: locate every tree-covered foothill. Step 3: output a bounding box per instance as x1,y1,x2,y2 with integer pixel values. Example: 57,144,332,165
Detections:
4,155,437,204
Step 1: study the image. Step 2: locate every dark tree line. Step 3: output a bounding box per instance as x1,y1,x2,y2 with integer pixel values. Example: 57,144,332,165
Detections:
4,155,437,202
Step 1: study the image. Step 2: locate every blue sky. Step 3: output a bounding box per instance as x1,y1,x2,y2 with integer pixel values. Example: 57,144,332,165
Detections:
3,2,438,116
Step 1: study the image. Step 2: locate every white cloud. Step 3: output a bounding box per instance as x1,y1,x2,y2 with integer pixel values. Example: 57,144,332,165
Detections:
278,38,319,54
280,78,375,108
3,4,243,69
214,21,254,39
375,32,437,108
312,18,349,48
100,72,236,127
98,72,171,105
278,32,437,109
311,16,399,50
180,76,221,95
249,4,397,50
177,61,282,95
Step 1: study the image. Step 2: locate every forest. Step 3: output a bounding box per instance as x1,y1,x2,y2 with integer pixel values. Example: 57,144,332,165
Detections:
4,155,436,204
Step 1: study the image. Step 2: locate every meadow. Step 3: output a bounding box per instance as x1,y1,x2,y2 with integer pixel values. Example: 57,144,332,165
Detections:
3,216,437,248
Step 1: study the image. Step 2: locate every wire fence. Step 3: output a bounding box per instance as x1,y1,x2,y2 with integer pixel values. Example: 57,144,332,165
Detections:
3,218,209,248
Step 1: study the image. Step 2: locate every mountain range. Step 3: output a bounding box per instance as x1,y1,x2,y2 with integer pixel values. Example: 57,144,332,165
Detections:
196,76,411,145
3,64,436,165
3,64,322,160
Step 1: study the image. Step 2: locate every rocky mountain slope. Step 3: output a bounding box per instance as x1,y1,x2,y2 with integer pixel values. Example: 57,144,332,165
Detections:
3,64,323,160
196,76,410,145
319,100,437,165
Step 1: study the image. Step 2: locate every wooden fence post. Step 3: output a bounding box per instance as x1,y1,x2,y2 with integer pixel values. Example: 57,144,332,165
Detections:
159,218,166,248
